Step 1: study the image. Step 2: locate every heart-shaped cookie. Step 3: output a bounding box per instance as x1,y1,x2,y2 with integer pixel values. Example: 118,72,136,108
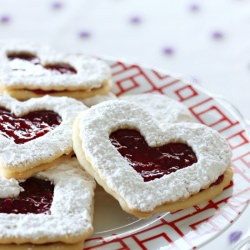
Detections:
0,242,84,250
82,92,117,107
0,94,87,179
0,156,95,246
0,40,112,100
73,100,232,218
120,93,195,127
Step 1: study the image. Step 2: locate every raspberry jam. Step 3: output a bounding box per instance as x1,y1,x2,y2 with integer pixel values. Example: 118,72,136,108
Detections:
44,63,77,74
7,52,77,74
211,174,224,186
30,89,57,95
7,52,40,65
110,129,197,182
0,178,54,214
0,108,62,144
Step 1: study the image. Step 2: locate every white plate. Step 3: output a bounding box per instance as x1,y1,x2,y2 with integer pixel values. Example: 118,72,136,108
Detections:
84,59,250,250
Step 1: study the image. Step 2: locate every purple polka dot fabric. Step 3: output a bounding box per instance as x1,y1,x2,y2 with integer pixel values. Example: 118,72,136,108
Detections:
229,231,243,243
0,15,10,24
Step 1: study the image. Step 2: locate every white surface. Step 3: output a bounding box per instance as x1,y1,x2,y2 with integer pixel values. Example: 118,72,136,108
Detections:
0,0,250,120
0,0,249,249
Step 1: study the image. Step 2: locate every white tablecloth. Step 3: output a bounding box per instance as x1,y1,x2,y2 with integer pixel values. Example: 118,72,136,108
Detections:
1,0,250,120
0,0,249,249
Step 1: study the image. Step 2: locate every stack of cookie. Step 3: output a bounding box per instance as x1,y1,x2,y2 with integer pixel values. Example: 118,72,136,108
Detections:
0,41,233,250
0,40,111,250
0,40,112,102
0,96,96,250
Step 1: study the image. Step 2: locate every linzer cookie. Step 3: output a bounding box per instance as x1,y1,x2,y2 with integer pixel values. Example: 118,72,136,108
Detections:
73,100,233,218
0,40,112,100
120,93,195,127
0,157,95,249
81,92,117,107
0,242,84,250
0,94,87,179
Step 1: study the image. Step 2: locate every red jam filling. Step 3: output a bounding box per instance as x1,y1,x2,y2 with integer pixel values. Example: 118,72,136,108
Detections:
30,89,57,95
110,129,198,182
7,52,40,65
0,108,62,144
0,178,54,214
44,63,77,74
211,174,224,186
7,52,77,74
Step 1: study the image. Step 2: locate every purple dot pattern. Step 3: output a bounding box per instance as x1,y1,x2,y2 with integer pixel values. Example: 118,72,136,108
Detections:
163,47,175,56
51,2,63,10
191,77,200,84
189,3,200,12
129,16,142,24
212,31,224,39
79,30,91,39
229,230,243,244
0,15,10,24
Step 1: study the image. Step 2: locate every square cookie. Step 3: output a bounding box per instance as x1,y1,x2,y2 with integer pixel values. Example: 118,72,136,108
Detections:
0,156,96,247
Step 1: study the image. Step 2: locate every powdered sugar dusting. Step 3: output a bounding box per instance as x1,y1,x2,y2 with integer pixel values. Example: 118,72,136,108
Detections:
120,93,195,127
79,100,232,212
0,40,111,91
0,176,23,198
35,157,96,216
0,94,87,172
0,157,96,244
81,92,117,107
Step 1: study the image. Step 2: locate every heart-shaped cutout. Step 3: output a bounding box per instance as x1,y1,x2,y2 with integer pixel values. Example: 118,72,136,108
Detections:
0,108,61,144
7,51,40,65
0,157,95,245
0,177,54,214
0,94,87,179
7,51,77,75
43,63,77,74
0,40,112,100
73,100,232,218
110,129,197,182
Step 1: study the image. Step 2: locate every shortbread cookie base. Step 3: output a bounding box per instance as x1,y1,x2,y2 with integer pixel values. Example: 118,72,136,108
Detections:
73,114,134,216
3,79,112,101
0,95,87,179
0,241,83,250
132,166,233,218
73,112,233,219
0,41,112,91
0,155,63,180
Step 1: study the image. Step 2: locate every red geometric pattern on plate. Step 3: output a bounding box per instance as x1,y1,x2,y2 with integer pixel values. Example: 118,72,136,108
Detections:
232,152,250,182
174,84,198,102
226,130,249,149
84,60,250,250
110,62,180,96
188,97,239,132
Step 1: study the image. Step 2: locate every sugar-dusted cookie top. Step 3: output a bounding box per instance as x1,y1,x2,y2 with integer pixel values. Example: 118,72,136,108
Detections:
0,40,111,91
82,92,117,107
0,94,87,179
74,100,232,215
0,175,22,198
120,93,195,126
0,157,96,245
